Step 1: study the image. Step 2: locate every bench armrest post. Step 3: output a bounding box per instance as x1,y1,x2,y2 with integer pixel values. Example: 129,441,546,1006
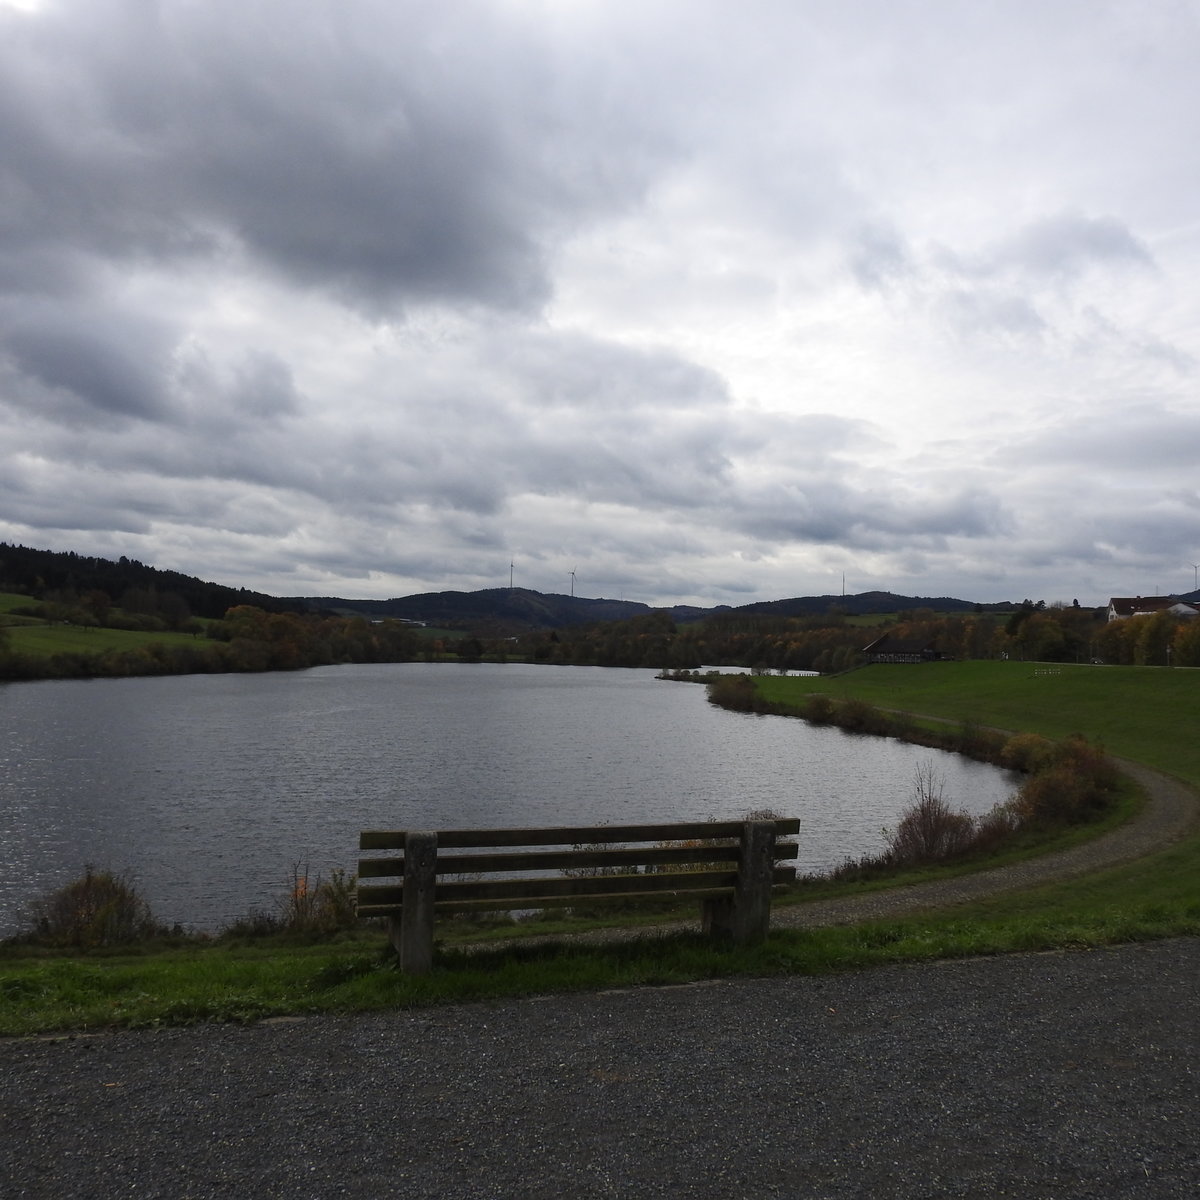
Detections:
732,820,775,945
392,830,437,974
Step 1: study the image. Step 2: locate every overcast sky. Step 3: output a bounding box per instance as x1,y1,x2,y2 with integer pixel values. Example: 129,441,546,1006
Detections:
2,0,1198,608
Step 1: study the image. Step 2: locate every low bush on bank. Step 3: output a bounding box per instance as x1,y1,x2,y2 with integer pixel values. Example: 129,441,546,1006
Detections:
1010,735,1121,827
20,867,173,949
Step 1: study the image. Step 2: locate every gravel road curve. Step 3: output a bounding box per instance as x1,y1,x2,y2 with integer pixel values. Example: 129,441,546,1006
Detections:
3,938,1198,1198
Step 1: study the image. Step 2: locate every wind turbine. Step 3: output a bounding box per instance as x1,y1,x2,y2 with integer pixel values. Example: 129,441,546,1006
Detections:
1192,563,1199,592
569,568,577,598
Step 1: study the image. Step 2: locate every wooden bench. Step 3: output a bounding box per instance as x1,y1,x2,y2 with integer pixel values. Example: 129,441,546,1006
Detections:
357,818,800,973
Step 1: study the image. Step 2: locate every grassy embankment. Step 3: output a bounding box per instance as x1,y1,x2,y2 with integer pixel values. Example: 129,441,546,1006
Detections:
0,591,471,666
3,660,1198,1034
0,591,214,659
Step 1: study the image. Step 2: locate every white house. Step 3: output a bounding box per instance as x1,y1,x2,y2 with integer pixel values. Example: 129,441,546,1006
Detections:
1107,596,1200,622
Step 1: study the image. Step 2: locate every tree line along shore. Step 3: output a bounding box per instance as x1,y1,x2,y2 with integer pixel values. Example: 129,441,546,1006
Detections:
4,584,1200,682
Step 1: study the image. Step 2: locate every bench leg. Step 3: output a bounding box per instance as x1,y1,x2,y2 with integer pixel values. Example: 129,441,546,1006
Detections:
397,830,437,974
701,895,734,940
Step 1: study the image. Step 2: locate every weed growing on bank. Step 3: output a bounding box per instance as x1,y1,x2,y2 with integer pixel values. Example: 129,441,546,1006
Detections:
221,864,360,941
5,862,364,954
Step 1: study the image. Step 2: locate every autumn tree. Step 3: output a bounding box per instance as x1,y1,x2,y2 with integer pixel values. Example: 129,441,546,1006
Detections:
1170,618,1200,667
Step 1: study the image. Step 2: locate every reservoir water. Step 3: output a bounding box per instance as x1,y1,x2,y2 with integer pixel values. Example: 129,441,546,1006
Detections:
0,663,1018,935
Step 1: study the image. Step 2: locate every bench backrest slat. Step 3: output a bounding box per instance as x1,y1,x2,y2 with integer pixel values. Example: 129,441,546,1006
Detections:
360,818,800,851
359,840,798,879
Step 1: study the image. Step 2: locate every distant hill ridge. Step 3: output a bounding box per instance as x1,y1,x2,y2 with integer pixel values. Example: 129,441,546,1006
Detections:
1,541,1015,630
283,586,1014,629
283,587,719,629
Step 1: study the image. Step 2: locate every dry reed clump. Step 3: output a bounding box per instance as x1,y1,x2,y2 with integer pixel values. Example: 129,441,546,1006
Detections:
830,698,893,736
885,771,975,864
704,673,762,712
222,863,360,939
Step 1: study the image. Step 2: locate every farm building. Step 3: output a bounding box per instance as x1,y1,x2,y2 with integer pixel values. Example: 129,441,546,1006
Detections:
861,634,941,664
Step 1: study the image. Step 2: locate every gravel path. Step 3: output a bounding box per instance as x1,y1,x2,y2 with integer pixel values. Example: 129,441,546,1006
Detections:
4,762,1198,1198
3,938,1198,1198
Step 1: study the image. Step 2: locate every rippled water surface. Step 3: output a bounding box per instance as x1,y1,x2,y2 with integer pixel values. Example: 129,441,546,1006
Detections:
0,663,1018,933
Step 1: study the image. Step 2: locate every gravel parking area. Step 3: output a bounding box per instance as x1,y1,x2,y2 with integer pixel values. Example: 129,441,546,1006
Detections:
3,938,1198,1198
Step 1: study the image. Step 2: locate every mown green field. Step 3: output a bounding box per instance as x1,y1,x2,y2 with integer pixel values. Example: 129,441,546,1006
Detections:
2,660,1198,1034
4,623,214,657
0,591,37,618
0,591,216,658
757,660,1200,783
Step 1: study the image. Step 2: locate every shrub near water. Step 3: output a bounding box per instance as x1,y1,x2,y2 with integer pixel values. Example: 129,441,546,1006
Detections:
1010,735,1120,826
23,866,168,948
883,763,980,866
707,677,1123,875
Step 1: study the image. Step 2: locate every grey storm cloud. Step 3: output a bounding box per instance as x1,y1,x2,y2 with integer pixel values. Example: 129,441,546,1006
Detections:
1000,406,1200,473
733,480,1007,549
848,224,913,291
1,299,176,422
931,213,1156,286
996,213,1153,281
0,0,668,315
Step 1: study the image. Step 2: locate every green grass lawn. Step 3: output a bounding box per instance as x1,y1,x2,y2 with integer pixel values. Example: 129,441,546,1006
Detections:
3,660,1199,1034
0,591,33,613
4,623,214,658
0,592,218,659
0,591,41,624
757,660,1200,782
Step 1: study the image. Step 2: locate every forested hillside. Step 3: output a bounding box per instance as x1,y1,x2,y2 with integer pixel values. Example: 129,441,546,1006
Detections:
0,543,284,620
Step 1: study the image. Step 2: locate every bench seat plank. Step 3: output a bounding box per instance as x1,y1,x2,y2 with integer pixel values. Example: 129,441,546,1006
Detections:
358,865,797,909
359,886,741,917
